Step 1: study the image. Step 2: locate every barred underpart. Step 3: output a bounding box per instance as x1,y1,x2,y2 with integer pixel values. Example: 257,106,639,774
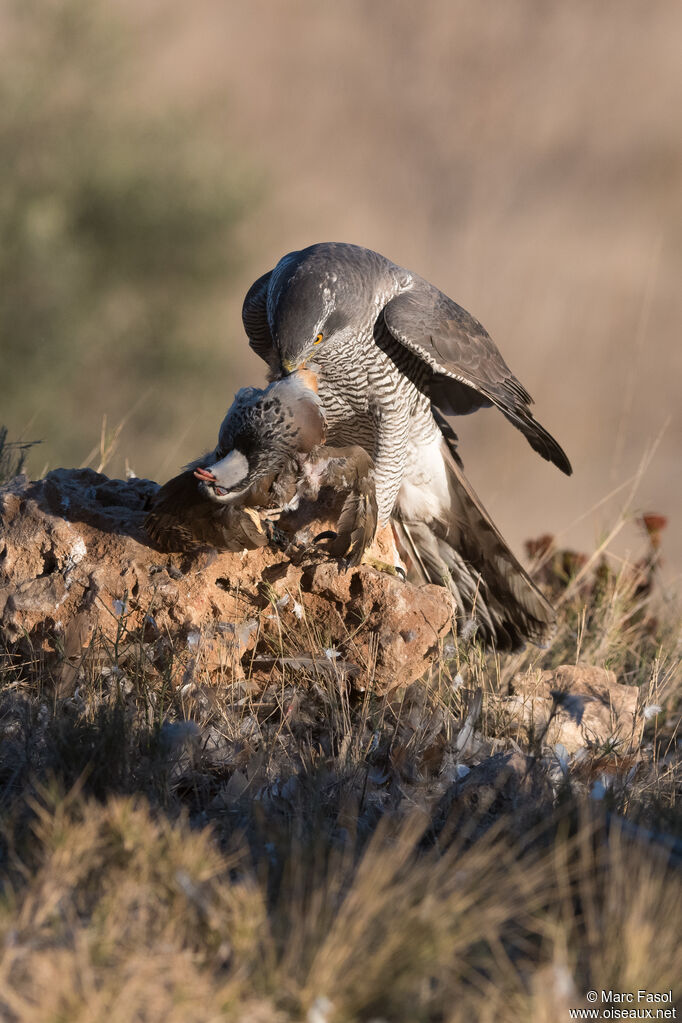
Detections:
242,241,572,650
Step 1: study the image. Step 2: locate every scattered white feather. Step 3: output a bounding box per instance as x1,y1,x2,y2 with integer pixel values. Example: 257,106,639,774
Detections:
100,666,123,680
459,618,479,642
68,537,87,566
307,997,333,1023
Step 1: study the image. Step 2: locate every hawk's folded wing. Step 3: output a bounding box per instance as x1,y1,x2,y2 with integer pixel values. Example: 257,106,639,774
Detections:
242,270,280,379
382,279,572,475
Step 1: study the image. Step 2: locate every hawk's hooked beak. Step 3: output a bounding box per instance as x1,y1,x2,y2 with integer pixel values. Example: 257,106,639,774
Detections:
282,357,305,375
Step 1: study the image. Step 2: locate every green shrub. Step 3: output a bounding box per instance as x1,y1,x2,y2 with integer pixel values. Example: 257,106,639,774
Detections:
0,0,255,476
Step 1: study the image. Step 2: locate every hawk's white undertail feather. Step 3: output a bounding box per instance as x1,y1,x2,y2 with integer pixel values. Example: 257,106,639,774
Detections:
391,518,430,582
394,431,556,651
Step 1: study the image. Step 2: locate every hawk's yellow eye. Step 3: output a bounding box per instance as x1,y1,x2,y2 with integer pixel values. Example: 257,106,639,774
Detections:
314,333,323,345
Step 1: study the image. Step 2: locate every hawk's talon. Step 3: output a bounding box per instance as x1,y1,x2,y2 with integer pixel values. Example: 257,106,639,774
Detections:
312,529,368,568
313,529,338,543
362,555,407,579
242,506,265,533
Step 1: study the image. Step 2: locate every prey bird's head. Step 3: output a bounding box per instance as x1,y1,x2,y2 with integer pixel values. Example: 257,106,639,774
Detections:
194,451,251,505
193,386,261,505
194,374,325,505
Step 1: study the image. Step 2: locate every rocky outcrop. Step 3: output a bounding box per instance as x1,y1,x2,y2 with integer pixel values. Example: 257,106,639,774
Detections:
0,469,454,695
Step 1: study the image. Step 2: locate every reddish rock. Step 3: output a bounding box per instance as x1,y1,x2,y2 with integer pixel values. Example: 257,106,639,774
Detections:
506,664,642,753
0,470,453,696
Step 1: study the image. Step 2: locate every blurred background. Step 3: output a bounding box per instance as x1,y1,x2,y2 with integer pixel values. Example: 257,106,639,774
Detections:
2,0,680,574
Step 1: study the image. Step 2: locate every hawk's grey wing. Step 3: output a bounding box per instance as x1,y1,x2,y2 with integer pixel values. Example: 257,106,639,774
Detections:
382,279,572,475
242,270,280,378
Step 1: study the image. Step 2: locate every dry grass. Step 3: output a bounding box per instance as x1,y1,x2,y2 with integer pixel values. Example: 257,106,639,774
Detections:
0,460,680,1019
0,778,679,1020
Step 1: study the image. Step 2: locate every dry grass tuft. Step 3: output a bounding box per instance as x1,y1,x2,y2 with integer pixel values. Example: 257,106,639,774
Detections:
0,793,679,1021
0,491,680,1020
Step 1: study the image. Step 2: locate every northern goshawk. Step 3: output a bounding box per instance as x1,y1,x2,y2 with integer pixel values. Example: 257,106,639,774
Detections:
145,371,377,562
242,242,572,649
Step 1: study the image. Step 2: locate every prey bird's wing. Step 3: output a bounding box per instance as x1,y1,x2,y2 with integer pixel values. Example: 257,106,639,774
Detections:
145,470,269,554
242,270,279,378
382,279,572,475
316,445,378,566
144,471,207,552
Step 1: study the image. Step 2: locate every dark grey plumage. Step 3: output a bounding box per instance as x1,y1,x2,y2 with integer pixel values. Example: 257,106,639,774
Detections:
242,242,572,649
145,372,377,563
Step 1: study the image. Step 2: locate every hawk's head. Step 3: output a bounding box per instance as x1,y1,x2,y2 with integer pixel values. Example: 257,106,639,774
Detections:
267,245,372,374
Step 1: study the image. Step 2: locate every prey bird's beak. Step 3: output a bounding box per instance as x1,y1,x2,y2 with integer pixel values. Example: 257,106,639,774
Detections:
194,467,217,482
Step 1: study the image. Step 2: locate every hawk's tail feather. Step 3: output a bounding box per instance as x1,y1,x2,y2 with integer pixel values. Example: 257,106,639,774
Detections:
394,436,557,651
499,404,573,476
392,518,525,649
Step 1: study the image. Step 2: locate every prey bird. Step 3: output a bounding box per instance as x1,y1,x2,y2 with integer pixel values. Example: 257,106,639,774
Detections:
242,242,572,649
145,371,377,562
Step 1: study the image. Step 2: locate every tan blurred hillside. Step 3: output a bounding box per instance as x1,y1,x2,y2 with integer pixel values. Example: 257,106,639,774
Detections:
4,0,682,575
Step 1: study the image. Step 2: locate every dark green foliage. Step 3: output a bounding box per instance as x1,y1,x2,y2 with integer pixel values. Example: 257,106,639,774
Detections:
0,0,255,474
